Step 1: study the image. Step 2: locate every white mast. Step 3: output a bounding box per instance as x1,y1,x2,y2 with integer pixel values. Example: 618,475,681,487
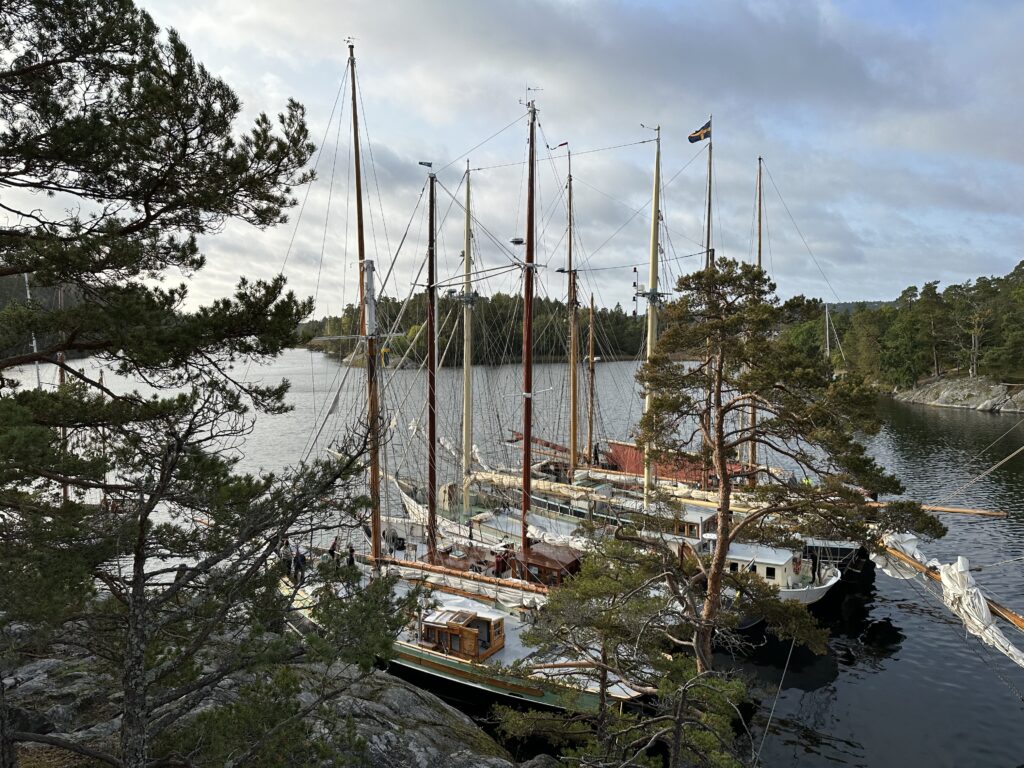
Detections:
643,127,661,512
825,304,832,360
22,274,41,390
461,162,474,519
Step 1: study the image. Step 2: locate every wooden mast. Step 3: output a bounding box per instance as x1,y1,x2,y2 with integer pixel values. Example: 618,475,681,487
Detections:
349,43,368,335
642,128,661,512
586,294,596,466
748,157,762,483
461,162,474,520
567,147,579,479
426,172,438,564
520,101,537,578
349,43,380,571
364,260,382,572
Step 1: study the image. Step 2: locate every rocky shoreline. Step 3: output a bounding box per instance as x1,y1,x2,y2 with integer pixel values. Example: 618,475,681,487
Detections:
4,651,556,768
892,375,1024,413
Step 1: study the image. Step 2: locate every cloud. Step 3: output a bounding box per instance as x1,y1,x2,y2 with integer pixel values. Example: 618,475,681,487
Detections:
133,0,1024,313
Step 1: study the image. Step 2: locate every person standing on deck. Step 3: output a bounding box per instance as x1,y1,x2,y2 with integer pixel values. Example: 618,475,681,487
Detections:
281,537,293,579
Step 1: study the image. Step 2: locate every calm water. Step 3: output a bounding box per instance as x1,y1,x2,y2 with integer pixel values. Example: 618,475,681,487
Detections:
241,351,1024,767
18,351,1024,764
753,398,1024,768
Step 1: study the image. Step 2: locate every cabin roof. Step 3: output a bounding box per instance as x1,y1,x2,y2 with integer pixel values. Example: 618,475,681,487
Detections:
678,506,717,524
515,541,581,570
726,542,793,566
423,608,476,627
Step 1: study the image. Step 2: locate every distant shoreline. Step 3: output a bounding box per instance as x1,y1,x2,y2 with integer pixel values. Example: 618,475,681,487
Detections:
892,375,1024,413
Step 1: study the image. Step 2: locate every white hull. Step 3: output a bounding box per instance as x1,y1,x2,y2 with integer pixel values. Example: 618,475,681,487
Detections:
778,567,841,605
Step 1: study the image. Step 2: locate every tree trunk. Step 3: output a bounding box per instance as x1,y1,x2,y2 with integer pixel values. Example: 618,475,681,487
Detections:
970,328,980,378
1,679,17,768
596,645,608,750
668,689,686,767
697,352,730,674
121,497,152,768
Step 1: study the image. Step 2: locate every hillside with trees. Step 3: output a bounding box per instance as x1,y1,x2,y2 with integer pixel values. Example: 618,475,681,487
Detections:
780,261,1024,389
299,292,647,365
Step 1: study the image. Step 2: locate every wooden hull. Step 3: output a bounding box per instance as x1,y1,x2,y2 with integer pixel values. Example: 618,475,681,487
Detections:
389,641,605,710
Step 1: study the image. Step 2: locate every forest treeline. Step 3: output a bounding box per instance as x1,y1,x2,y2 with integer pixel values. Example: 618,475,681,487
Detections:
10,257,1022,386
299,291,647,365
791,260,1024,388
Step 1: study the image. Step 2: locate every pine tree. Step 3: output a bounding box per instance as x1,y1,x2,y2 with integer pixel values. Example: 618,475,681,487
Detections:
1,3,402,766
638,259,944,672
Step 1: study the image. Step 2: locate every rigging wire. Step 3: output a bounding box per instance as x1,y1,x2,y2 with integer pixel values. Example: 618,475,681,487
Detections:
279,67,349,274
762,161,842,303
754,637,795,765
356,73,393,276
580,144,708,262
436,111,530,174
935,443,1024,506
470,137,656,172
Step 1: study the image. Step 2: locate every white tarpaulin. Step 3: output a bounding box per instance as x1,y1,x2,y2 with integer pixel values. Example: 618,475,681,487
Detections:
937,556,1024,669
870,532,928,579
874,533,1024,670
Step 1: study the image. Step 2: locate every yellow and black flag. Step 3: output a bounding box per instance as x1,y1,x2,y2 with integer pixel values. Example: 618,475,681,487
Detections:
688,119,711,143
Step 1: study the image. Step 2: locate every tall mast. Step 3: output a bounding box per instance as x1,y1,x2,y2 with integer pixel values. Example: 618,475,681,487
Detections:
642,128,661,512
756,157,763,269
363,260,382,571
349,43,368,335
748,157,762,483
567,148,579,478
349,43,380,570
520,101,537,577
461,162,474,519
426,172,438,564
704,116,714,270
586,294,596,466
702,117,714,490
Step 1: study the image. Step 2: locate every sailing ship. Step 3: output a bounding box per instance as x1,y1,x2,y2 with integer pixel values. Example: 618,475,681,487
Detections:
303,51,639,709
384,122,845,613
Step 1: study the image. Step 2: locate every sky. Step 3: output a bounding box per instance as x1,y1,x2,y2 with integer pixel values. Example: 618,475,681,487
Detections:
137,0,1024,317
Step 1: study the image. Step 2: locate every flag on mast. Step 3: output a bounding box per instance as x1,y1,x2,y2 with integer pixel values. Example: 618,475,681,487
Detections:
688,119,711,143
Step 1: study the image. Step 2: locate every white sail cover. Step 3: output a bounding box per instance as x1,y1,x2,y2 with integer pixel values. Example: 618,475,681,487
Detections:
874,533,1024,670
393,481,483,547
870,532,927,579
937,556,1024,669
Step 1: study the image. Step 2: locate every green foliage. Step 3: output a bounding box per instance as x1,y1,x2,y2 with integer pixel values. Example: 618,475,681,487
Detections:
0,3,402,766
638,258,942,675
305,292,645,365
498,539,750,767
155,668,370,768
837,262,1024,386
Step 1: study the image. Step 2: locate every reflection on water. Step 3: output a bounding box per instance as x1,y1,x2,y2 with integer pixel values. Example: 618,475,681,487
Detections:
754,399,1024,768
255,354,1024,767
16,352,1021,765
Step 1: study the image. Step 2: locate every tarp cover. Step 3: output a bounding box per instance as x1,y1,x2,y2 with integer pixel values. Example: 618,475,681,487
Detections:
874,534,1024,670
